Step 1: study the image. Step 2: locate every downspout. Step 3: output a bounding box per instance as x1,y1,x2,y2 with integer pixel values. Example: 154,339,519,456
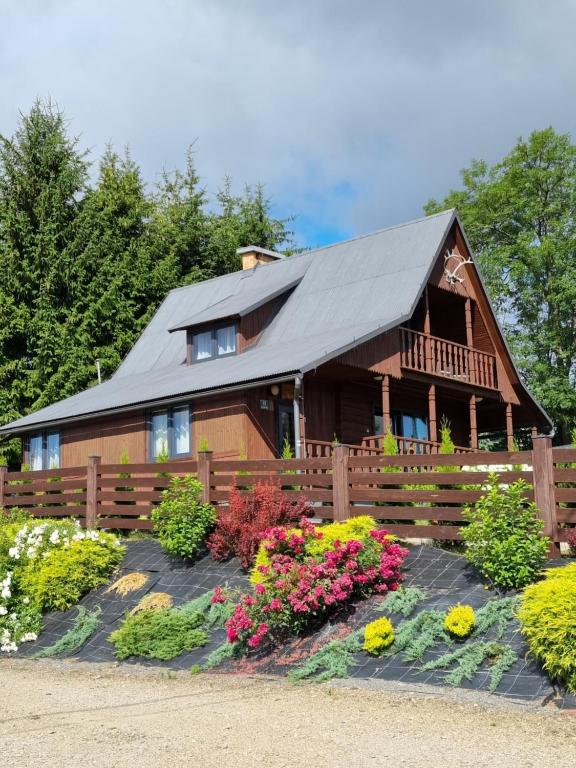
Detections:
293,375,303,459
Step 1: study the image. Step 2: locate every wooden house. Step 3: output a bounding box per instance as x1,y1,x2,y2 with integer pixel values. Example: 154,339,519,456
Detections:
0,210,551,469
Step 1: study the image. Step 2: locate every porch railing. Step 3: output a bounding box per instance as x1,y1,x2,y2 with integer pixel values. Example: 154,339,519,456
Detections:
305,436,476,457
400,327,498,390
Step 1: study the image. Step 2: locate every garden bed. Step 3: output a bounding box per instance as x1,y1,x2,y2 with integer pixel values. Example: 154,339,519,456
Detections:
7,539,575,710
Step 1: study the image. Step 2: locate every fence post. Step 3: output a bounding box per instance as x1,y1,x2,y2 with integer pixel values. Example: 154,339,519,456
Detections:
86,455,100,529
531,436,560,558
198,451,213,504
332,444,350,522
0,465,7,508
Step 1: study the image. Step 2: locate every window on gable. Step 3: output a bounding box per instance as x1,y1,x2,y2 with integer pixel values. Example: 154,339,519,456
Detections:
150,406,191,460
25,431,60,470
191,324,237,362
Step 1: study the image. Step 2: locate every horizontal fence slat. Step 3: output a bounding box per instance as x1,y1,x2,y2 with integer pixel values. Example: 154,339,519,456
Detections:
6,467,87,481
348,470,533,485
209,473,333,488
555,488,576,502
99,461,198,475
554,468,576,482
349,488,534,503
556,508,576,523
28,506,86,518
210,489,333,502
211,459,331,472
348,451,532,468
351,505,464,521
98,490,162,502
98,476,172,489
98,503,153,516
4,479,87,493
362,520,463,540
552,448,576,462
3,493,87,506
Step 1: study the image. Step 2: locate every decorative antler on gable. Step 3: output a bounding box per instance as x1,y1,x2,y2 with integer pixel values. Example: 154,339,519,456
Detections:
444,248,473,285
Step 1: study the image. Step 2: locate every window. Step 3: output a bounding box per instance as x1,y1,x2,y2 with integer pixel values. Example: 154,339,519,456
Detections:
191,324,237,362
374,408,428,441
25,432,60,470
150,406,191,459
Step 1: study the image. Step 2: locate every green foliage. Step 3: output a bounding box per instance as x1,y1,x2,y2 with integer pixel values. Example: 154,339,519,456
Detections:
461,474,549,589
0,101,293,466
472,596,519,639
21,537,123,612
298,516,377,558
109,607,208,661
425,127,576,440
288,629,364,682
203,640,242,670
518,563,576,691
444,604,475,639
34,606,102,658
151,475,216,560
178,588,235,631
389,610,450,661
363,617,395,655
421,641,518,691
376,587,427,617
197,437,210,453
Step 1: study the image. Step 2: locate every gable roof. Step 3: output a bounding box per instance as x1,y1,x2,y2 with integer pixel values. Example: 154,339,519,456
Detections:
0,209,551,434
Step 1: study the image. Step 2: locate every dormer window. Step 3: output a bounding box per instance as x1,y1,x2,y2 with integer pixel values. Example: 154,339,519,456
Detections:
189,323,237,363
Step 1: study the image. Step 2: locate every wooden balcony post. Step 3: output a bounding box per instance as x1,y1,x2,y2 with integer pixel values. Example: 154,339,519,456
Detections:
381,375,391,433
505,403,514,451
197,451,213,504
469,395,478,449
465,298,476,384
86,455,101,529
428,384,438,444
332,444,350,522
0,464,7,509
531,436,560,557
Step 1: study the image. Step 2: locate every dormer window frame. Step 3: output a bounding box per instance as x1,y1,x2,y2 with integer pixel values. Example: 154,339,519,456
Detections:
186,321,239,365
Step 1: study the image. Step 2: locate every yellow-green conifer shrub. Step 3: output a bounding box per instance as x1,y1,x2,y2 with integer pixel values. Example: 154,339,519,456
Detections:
363,617,395,655
444,604,475,639
518,563,576,692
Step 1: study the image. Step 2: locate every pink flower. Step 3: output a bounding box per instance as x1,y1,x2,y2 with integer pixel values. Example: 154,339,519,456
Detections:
255,583,266,595
211,586,226,604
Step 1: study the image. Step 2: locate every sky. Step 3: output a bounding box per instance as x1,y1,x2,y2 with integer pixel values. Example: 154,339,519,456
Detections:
2,0,576,248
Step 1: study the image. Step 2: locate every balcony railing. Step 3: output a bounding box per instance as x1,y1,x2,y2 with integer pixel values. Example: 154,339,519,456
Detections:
400,327,498,390
305,436,476,458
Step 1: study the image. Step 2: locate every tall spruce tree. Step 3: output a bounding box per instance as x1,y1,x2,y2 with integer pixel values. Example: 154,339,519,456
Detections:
425,128,576,441
0,102,294,465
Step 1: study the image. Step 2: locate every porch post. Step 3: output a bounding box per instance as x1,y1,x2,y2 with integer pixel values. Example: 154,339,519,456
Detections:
424,287,432,371
505,403,514,451
469,394,478,450
293,375,303,459
428,384,438,444
381,375,391,433
465,298,476,384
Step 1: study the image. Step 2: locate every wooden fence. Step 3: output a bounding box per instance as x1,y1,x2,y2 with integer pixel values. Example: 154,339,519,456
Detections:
0,437,574,555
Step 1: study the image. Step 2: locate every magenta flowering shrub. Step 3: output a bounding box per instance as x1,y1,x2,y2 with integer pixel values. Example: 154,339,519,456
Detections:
223,517,407,649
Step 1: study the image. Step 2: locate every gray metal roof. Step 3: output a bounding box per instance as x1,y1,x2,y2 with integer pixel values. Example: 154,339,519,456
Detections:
1,208,549,434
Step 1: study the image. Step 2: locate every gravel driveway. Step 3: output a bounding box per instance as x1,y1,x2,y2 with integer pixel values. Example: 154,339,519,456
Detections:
1,660,575,768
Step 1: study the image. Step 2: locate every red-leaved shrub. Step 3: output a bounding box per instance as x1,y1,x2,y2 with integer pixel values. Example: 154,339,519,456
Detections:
207,483,313,568
567,527,576,555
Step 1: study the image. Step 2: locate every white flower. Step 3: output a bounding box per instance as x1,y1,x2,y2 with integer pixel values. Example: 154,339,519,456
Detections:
22,597,30,605
7,548,19,560
0,607,7,616
20,632,37,643
1,588,10,599
49,530,60,544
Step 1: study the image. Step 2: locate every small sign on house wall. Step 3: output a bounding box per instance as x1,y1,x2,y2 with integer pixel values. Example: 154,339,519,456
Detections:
260,399,271,410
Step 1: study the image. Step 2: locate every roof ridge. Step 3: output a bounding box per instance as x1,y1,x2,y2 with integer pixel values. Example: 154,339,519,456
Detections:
305,208,456,255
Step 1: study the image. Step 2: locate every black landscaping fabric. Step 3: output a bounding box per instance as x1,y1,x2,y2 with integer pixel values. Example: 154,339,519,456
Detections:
7,540,576,709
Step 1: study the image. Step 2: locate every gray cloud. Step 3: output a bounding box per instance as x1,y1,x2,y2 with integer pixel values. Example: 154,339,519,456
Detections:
1,0,575,245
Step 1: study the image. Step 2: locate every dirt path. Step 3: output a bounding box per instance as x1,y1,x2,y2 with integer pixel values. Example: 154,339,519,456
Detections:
1,660,575,768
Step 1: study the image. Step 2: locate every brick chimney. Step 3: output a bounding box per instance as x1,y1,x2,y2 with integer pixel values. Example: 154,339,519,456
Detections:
237,246,284,270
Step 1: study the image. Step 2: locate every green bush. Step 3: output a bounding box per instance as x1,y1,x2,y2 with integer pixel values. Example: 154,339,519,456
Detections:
461,474,549,590
151,476,216,560
518,563,576,691
109,607,208,660
21,536,123,612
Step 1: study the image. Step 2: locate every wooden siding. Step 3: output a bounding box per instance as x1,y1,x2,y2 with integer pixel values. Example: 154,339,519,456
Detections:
239,294,290,351
61,411,147,466
193,394,247,458
334,328,402,378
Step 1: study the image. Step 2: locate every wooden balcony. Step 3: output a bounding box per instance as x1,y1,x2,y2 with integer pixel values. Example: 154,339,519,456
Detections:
305,436,476,458
400,327,498,390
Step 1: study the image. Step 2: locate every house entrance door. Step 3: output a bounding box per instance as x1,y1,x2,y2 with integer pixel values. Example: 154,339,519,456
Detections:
277,402,295,456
